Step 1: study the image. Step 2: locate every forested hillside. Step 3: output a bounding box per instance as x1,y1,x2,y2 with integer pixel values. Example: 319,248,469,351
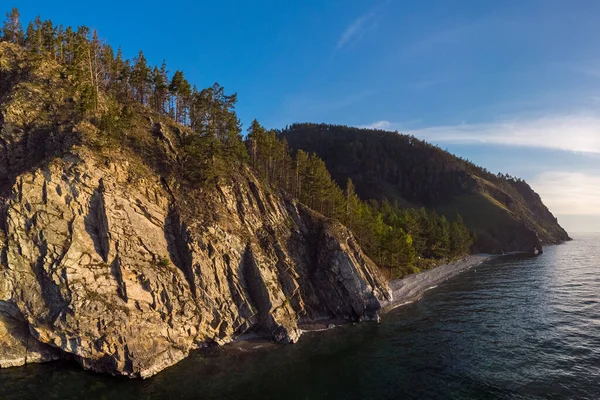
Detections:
0,6,567,276
0,8,394,376
0,8,474,279
281,123,571,253
245,121,472,277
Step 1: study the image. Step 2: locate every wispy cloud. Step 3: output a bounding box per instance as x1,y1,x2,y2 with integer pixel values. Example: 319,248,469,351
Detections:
531,171,600,215
364,114,600,154
336,10,378,51
361,120,393,130
403,17,499,56
360,119,422,131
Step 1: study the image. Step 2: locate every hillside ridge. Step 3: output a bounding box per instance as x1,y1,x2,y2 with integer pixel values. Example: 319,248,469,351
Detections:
281,123,570,253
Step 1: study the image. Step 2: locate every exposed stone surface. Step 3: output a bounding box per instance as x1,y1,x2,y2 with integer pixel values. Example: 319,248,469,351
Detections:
0,302,60,368
0,41,389,377
0,148,390,377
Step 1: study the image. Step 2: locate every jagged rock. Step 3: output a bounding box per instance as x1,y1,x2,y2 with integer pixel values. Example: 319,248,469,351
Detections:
0,303,60,368
0,41,390,378
0,150,390,378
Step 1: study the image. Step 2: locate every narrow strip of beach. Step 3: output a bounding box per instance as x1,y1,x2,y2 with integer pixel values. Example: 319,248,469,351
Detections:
382,254,494,312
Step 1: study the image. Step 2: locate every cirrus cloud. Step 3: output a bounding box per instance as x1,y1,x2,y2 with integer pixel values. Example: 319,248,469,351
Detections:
363,114,600,154
531,171,600,216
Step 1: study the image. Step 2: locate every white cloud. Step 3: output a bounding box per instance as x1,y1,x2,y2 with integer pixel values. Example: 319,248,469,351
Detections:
364,114,600,154
359,119,423,130
531,171,600,216
359,115,600,226
337,11,377,50
360,120,393,130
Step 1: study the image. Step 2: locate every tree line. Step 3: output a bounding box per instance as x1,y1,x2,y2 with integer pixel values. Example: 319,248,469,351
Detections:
1,8,472,279
2,8,248,177
246,121,472,278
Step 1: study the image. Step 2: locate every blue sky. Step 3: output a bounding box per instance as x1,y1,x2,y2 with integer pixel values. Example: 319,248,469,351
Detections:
8,0,600,232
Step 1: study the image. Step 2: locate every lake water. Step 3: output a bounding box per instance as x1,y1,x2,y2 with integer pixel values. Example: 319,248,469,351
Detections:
1,233,599,399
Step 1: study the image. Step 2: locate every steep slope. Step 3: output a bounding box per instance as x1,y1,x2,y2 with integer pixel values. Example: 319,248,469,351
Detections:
282,123,570,254
0,43,389,377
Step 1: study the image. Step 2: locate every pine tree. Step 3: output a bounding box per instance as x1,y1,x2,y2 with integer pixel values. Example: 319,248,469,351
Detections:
450,214,472,256
344,178,361,225
247,119,267,171
169,70,187,122
83,29,104,112
2,8,24,45
435,215,451,258
112,48,129,100
131,51,150,105
150,60,168,114
295,150,309,199
24,16,42,53
41,19,55,55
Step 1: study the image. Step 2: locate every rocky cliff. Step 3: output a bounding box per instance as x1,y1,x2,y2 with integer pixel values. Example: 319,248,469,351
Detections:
0,148,390,377
0,42,390,377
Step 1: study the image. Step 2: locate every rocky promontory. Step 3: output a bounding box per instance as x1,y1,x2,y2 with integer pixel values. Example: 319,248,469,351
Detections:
0,41,391,377
0,147,390,377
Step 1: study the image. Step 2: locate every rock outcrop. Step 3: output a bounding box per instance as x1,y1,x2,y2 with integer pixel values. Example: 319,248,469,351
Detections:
0,42,392,377
0,148,390,377
0,42,390,377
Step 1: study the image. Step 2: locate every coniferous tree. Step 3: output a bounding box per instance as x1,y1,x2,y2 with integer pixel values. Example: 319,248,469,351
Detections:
450,214,472,255
24,16,42,53
112,48,129,101
150,61,168,113
41,19,55,55
2,8,24,45
131,51,150,105
247,119,267,171
169,70,187,122
83,29,104,112
0,9,475,279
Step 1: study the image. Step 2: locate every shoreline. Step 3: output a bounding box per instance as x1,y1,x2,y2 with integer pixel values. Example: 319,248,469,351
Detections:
0,254,501,373
380,254,495,313
297,254,496,333
156,255,500,360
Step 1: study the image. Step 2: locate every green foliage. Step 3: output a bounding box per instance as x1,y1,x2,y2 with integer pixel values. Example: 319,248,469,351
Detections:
98,101,133,136
280,123,570,252
244,120,473,279
157,256,170,267
179,83,248,184
180,132,221,184
2,8,24,45
2,8,477,281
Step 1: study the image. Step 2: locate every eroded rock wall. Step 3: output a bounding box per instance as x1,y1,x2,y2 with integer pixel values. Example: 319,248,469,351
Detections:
0,150,390,377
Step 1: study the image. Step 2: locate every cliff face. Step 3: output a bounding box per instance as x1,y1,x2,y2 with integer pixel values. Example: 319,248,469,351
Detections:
0,149,389,377
281,124,570,254
0,43,390,377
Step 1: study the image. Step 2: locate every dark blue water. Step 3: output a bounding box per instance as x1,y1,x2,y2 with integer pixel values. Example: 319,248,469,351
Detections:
1,233,599,399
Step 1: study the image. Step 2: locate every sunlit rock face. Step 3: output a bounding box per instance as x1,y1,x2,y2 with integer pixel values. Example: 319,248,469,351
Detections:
0,149,389,378
0,41,389,378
